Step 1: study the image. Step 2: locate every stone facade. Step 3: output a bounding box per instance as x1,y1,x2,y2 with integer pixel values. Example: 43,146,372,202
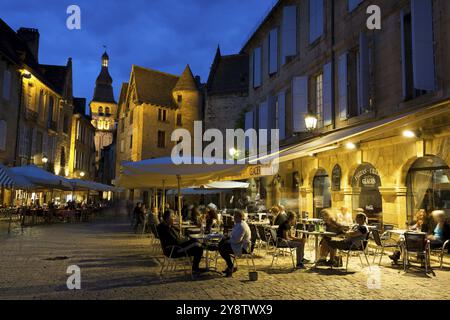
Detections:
238,0,450,226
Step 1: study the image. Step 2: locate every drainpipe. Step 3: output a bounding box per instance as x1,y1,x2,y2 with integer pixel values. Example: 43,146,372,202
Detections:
14,71,26,167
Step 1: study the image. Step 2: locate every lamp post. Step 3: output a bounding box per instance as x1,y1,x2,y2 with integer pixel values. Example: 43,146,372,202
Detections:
42,154,48,171
305,113,318,132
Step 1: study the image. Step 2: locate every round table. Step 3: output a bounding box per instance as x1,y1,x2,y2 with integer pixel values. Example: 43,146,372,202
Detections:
297,230,337,262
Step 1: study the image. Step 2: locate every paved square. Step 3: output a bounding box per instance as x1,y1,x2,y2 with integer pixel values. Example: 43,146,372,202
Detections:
1,212,449,300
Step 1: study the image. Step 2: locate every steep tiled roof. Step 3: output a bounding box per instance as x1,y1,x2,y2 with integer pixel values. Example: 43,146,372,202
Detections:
207,50,249,95
39,64,68,95
173,65,198,91
132,65,180,108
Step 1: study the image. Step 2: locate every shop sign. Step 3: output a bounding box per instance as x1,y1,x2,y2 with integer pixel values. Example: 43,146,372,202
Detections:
353,165,381,188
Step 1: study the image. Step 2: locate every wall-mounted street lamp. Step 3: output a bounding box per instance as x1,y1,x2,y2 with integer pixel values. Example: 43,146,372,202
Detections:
402,130,417,139
229,147,240,160
79,171,86,178
305,113,318,132
345,142,358,150
42,155,49,164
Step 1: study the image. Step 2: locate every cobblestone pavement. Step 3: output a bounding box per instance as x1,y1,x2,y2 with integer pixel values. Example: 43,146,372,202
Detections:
1,212,449,300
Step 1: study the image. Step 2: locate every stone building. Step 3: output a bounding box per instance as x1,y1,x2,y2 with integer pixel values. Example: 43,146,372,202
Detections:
205,46,249,135
238,0,450,226
89,51,118,177
68,98,96,180
0,22,75,177
116,64,202,200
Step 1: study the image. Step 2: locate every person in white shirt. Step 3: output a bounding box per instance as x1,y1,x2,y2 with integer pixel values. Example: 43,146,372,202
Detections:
218,210,251,277
336,206,353,225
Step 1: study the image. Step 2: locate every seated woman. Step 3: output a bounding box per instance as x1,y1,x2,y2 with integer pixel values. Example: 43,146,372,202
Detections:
323,213,369,267
409,209,426,231
336,206,353,225
317,209,347,266
204,206,218,234
428,210,450,250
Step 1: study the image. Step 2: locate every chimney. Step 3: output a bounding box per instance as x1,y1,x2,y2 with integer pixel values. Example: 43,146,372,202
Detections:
195,75,201,87
17,28,40,62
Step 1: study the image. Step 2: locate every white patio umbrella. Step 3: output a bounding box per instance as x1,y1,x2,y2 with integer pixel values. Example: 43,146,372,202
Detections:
119,157,249,234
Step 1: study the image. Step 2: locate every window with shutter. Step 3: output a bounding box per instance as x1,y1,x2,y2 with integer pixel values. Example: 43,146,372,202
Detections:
0,120,6,151
411,0,435,92
338,53,349,120
258,101,269,130
358,32,370,114
323,63,332,126
2,69,11,100
292,76,308,133
278,92,286,140
281,6,297,64
309,0,324,43
253,47,262,88
269,28,278,74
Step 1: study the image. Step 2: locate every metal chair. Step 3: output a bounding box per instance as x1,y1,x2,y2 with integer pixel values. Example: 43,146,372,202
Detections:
231,239,257,273
269,228,296,269
249,224,261,253
336,232,372,271
403,232,431,274
381,224,395,241
159,244,194,280
430,240,450,269
371,228,399,265
256,225,273,252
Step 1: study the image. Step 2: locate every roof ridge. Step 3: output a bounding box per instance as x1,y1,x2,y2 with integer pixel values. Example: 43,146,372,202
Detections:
132,64,179,79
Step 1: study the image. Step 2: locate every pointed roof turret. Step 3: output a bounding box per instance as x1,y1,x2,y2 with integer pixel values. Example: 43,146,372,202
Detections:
173,65,198,91
92,50,115,103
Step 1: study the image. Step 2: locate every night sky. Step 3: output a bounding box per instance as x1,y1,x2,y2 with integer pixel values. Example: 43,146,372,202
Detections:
3,0,275,109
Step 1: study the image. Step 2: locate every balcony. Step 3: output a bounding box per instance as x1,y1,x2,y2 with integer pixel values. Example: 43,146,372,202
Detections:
25,109,38,122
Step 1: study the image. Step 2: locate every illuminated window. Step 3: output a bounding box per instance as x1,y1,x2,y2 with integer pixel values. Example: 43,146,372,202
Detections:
177,95,182,103
105,107,110,116
98,106,104,115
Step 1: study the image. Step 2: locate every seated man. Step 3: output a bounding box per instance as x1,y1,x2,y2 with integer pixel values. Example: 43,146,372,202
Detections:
324,213,369,266
317,209,347,266
147,207,160,226
218,210,251,277
273,206,288,226
157,209,205,275
277,211,307,269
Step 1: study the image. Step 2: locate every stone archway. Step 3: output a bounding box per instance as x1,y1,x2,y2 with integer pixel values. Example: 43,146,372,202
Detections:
312,168,331,218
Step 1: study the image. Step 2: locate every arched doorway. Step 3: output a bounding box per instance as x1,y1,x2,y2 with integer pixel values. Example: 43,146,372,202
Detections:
352,163,382,224
406,156,450,222
313,168,331,217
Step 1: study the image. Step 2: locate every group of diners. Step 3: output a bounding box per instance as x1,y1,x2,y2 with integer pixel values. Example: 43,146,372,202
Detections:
156,208,251,278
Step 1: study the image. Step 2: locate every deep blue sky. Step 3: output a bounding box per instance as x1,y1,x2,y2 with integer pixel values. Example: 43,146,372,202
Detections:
3,0,275,107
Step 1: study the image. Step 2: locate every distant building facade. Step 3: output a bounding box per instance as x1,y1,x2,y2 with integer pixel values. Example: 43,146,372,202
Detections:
116,64,202,200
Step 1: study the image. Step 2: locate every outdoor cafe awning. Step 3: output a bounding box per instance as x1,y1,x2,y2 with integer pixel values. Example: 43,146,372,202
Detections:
9,165,71,190
0,164,35,190
69,179,116,192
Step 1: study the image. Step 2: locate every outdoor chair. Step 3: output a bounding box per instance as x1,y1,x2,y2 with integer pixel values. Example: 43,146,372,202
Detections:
381,224,395,241
371,228,399,265
256,225,273,252
335,232,371,272
269,228,296,269
430,240,450,269
159,244,194,280
231,239,257,274
249,223,261,253
149,223,161,254
403,232,431,274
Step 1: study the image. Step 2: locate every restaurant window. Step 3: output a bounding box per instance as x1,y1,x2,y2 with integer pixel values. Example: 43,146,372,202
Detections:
313,168,331,218
352,163,383,225
157,130,166,149
406,156,450,222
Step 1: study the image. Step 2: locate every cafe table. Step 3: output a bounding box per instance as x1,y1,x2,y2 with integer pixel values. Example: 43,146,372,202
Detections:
297,230,337,262
189,233,224,270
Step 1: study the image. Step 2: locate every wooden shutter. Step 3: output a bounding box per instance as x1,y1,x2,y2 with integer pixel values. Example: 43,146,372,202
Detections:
338,52,348,120
292,76,308,133
269,28,278,74
258,101,269,130
323,62,333,126
411,0,435,91
309,0,324,43
358,32,369,112
282,5,297,64
253,47,262,88
278,92,286,140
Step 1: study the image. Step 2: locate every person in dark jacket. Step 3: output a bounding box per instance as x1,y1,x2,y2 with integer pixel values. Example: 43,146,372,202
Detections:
157,209,204,273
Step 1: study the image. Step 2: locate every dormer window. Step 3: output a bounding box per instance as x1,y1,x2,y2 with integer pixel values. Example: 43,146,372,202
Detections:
177,95,183,103
158,108,167,122
105,107,110,116
98,106,104,115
